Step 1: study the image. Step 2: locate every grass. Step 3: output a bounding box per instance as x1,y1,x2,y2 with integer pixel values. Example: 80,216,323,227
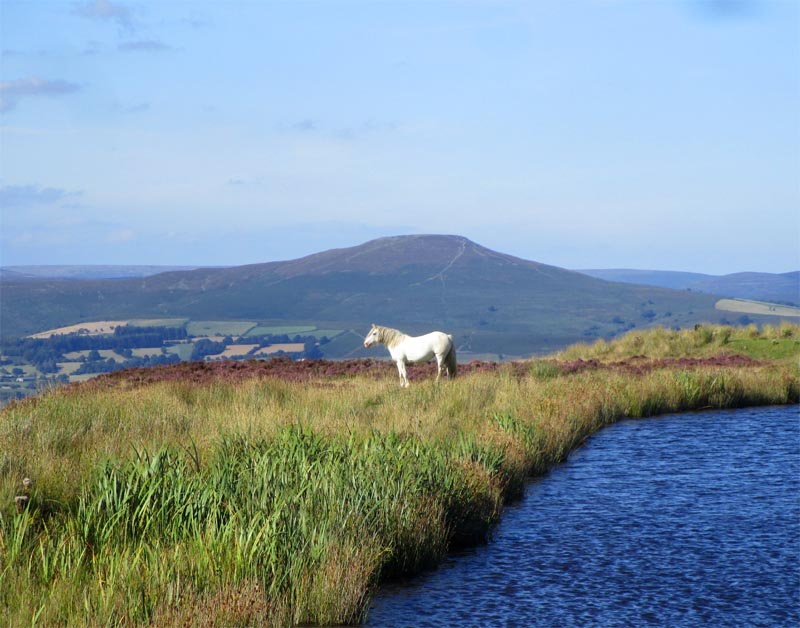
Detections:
129,348,165,358
165,343,195,361
557,322,800,363
185,321,258,337
0,325,797,627
246,325,318,336
715,298,800,318
63,349,128,362
128,319,190,328
28,321,129,339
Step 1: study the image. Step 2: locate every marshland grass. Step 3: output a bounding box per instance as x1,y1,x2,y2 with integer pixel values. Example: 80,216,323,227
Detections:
1,326,798,627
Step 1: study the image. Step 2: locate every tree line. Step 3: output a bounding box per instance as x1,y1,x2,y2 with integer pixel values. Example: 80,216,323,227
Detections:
0,326,330,373
74,353,180,375
0,326,188,373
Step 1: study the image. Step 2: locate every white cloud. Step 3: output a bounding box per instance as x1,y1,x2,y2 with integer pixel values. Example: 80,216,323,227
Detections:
0,184,82,207
0,78,82,113
72,0,134,31
118,40,173,53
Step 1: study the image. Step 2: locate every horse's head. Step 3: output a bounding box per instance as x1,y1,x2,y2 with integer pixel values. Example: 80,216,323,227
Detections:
364,324,379,348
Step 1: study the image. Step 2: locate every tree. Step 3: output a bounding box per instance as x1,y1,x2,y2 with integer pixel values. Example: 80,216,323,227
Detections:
303,342,323,360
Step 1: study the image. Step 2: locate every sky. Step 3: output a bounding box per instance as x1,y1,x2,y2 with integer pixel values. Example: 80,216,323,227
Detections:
1,0,798,274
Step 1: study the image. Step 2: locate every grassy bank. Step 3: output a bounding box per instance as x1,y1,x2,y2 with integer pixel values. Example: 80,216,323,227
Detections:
557,322,800,362
1,326,798,626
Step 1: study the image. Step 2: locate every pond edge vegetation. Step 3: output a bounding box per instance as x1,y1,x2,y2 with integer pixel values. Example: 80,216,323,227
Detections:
1,324,798,627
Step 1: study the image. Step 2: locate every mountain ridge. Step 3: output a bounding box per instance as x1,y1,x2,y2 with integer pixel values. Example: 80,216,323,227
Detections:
579,268,799,305
1,235,790,354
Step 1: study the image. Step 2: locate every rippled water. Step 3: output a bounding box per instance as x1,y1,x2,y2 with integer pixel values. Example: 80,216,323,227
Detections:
367,405,800,627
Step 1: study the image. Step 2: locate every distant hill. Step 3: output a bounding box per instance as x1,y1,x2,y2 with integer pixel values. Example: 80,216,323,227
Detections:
0,235,785,356
579,269,799,306
577,269,712,290
0,268,39,281
694,272,799,305
0,265,212,281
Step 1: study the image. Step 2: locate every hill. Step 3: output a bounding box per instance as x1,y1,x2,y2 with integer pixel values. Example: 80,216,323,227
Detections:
0,268,39,282
579,269,799,305
0,235,778,356
0,265,210,281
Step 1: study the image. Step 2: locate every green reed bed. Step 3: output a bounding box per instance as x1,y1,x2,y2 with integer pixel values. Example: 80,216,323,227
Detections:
1,330,798,626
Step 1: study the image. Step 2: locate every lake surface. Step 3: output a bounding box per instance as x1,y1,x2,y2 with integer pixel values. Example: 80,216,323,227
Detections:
367,405,800,627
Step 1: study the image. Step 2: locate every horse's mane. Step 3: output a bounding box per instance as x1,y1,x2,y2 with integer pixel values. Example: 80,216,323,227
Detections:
376,325,406,349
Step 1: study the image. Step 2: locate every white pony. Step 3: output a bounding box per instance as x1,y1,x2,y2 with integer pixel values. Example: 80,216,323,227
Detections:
363,324,457,387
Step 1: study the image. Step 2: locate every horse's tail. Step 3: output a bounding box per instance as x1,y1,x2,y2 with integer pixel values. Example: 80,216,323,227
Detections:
444,335,457,378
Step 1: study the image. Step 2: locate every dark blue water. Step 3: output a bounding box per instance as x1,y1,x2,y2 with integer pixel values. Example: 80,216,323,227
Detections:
367,405,800,627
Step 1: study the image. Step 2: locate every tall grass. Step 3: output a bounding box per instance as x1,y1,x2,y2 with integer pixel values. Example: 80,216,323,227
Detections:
1,327,798,626
557,322,800,362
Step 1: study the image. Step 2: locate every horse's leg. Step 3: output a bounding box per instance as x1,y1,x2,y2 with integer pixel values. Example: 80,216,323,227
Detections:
397,360,409,387
435,354,443,382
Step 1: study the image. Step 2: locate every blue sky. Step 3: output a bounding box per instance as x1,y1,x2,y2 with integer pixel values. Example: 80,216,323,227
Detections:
1,0,798,273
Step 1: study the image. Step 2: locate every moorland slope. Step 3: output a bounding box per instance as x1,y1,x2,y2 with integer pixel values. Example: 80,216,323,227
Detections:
0,235,756,354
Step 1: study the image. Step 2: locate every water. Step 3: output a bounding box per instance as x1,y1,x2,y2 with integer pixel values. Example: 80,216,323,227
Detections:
367,405,800,627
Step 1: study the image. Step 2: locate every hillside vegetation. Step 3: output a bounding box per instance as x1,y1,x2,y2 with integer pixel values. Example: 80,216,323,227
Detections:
1,325,797,626
557,322,800,362
0,321,335,405
0,235,745,353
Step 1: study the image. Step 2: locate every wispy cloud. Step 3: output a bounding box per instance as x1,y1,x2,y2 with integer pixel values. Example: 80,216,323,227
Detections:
336,119,400,141
278,118,400,140
72,0,134,31
118,39,173,53
105,228,137,243
82,40,107,56
0,78,82,113
226,176,267,187
686,0,760,20
181,17,207,30
0,185,82,208
117,102,150,114
292,119,317,132
274,119,321,135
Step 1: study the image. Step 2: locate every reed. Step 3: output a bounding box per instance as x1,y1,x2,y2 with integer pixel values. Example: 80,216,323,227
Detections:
1,328,797,626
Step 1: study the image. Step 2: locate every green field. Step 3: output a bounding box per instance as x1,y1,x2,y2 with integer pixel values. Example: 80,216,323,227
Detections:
306,329,345,339
1,320,343,404
129,318,190,328
246,325,318,336
130,347,166,358
165,343,195,360
318,330,369,358
715,298,800,318
1,325,797,627
186,321,258,337
56,361,83,375
62,349,128,362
